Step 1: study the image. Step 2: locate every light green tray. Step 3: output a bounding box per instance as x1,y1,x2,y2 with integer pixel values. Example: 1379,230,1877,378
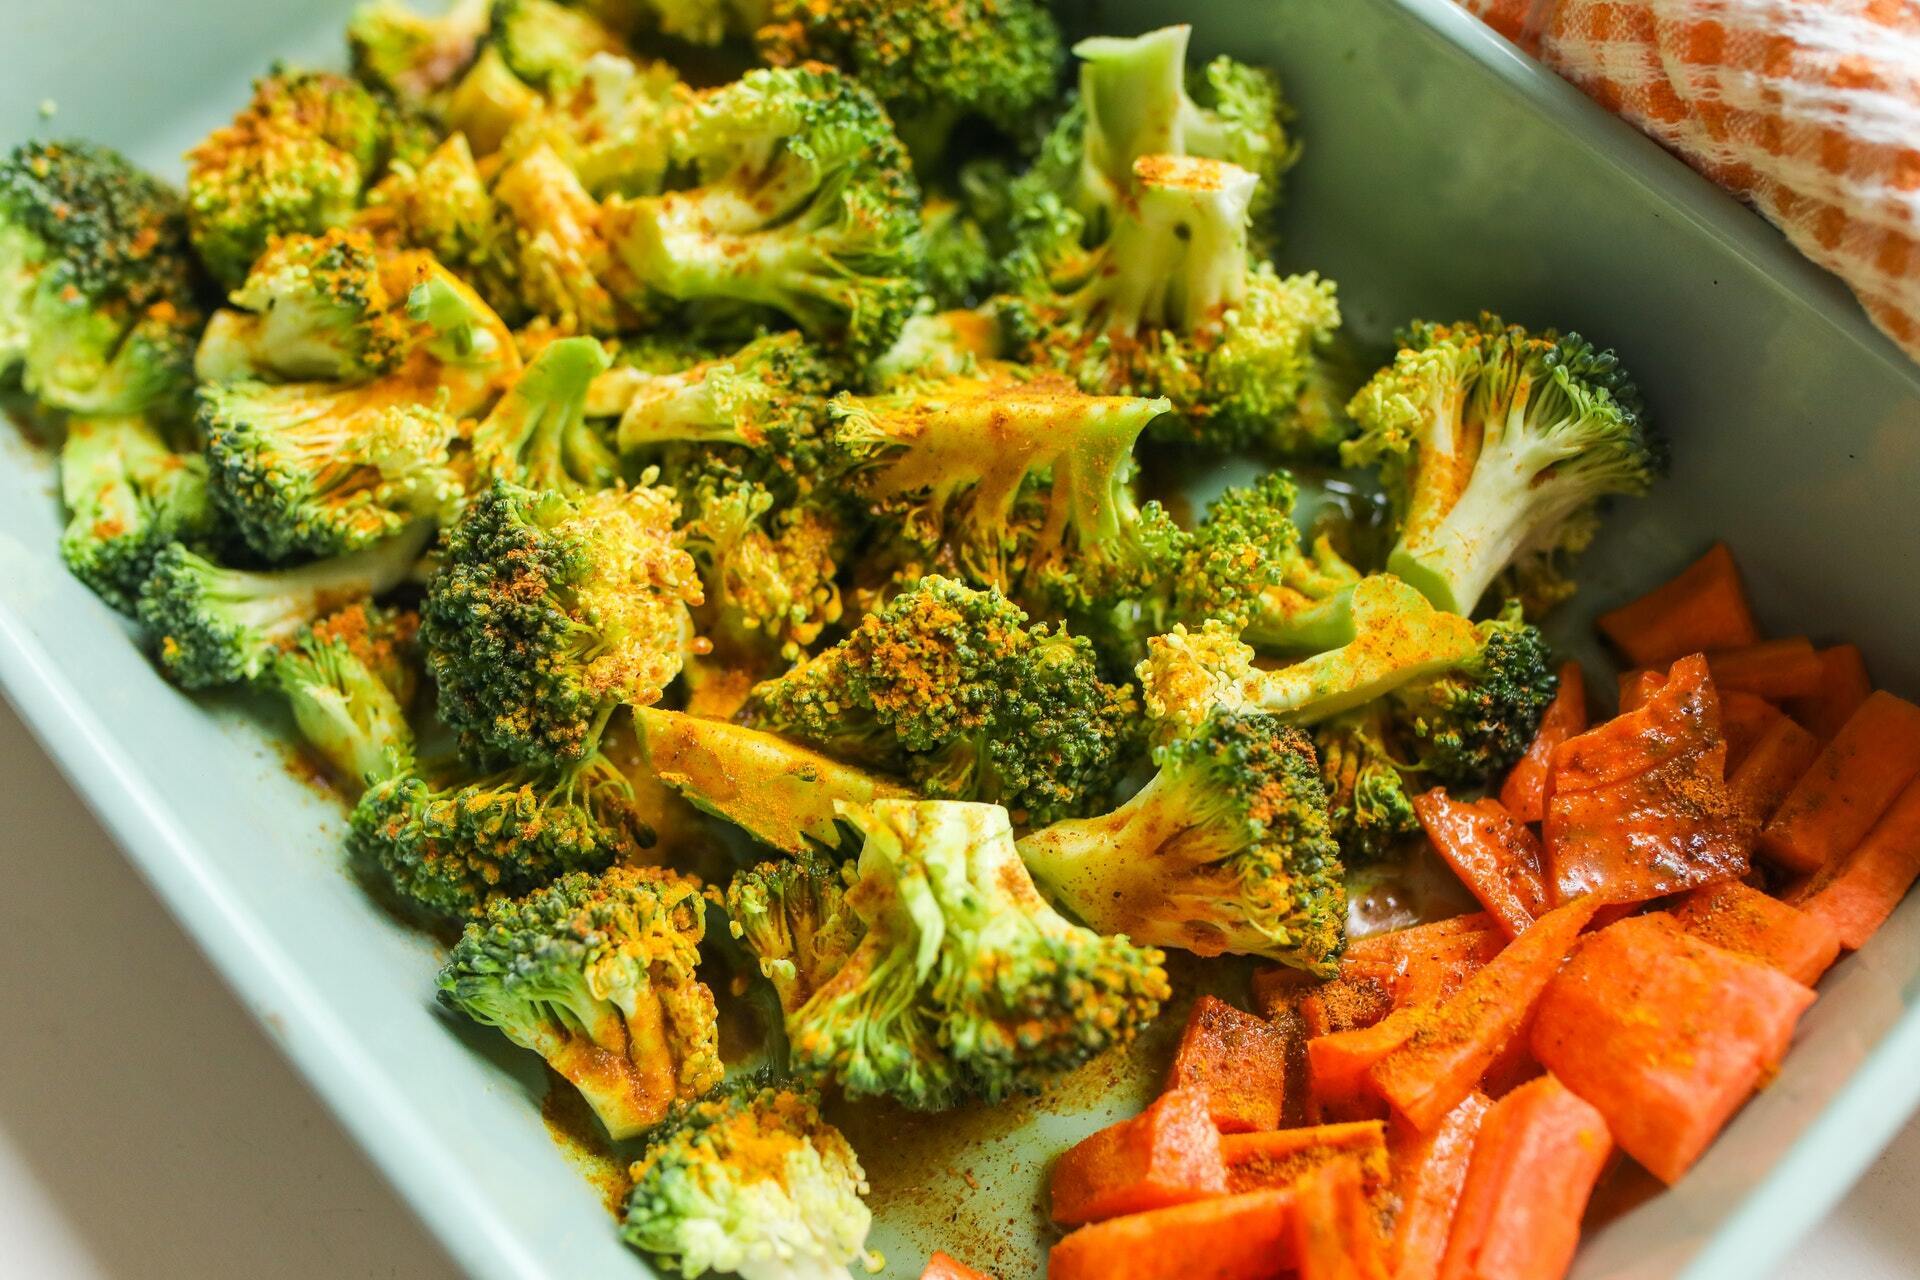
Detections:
2,1,1918,1276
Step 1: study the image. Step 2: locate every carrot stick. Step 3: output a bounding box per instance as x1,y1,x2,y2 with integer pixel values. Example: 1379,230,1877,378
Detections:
1596,542,1759,666
1705,637,1825,700
1349,913,1499,960
1615,668,1666,714
1299,969,1396,1038
1414,790,1549,938
1728,716,1822,826
1049,1188,1298,1280
1369,896,1601,1132
1530,915,1815,1184
1436,1075,1612,1280
1389,929,1508,1007
1221,1121,1388,1194
1293,1157,1391,1280
1669,879,1840,986
1797,777,1920,949
1788,644,1872,742
1760,691,1920,874
1309,1014,1419,1123
1501,661,1587,823
1166,995,1295,1133
1388,1093,1490,1280
922,1253,995,1280
1050,1087,1228,1225
1250,964,1315,1019
1719,691,1786,772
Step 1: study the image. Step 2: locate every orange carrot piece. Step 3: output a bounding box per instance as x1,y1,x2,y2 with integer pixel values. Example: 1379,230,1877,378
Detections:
1388,1093,1490,1280
1615,668,1666,714
1050,1087,1228,1225
1349,914,1498,961
1389,930,1508,1007
1760,691,1920,874
1221,1121,1389,1194
1500,661,1588,823
921,1253,995,1280
1166,996,1296,1133
1596,542,1759,666
1436,1075,1611,1280
1530,915,1815,1183
1250,964,1316,1019
1369,896,1601,1132
1414,790,1549,938
1300,968,1397,1038
1705,637,1825,700
1728,716,1822,826
1669,879,1840,986
1049,1189,1297,1280
1788,644,1872,742
1797,777,1920,949
1720,691,1786,771
1544,655,1749,905
1293,1157,1391,1280
1309,1014,1418,1123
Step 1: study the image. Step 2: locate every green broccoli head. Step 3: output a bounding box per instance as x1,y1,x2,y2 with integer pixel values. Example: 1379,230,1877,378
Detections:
472,335,619,494
679,469,847,665
744,577,1138,825
490,0,631,92
1313,705,1419,863
350,747,649,918
606,331,835,479
185,67,433,286
136,520,431,689
1385,601,1556,786
603,64,925,360
272,601,419,791
622,1076,878,1278
423,480,703,768
1018,710,1345,973
347,0,489,106
863,307,1005,391
436,865,722,1140
1345,314,1664,615
757,0,1065,168
0,140,204,421
58,415,224,613
725,853,863,1018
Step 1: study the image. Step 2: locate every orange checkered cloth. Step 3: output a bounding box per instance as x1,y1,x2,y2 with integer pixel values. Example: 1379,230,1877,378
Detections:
1457,0,1920,361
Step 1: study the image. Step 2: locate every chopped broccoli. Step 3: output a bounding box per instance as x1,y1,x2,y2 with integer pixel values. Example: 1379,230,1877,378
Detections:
679,468,847,666
921,197,996,311
744,577,1138,825
444,46,548,155
347,0,490,106
724,853,863,1014
1313,705,1420,862
490,0,631,92
58,415,224,613
272,601,419,790
472,334,620,493
622,1076,878,1278
863,307,1005,390
0,140,204,421
137,520,431,689
1345,314,1664,616
423,479,702,768
603,65,925,360
1017,709,1346,973
436,865,723,1140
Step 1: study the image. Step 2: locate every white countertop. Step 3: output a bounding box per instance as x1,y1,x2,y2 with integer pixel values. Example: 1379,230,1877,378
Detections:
1,696,1914,1280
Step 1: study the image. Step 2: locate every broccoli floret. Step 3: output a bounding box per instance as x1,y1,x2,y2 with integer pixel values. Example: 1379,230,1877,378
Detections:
194,229,414,383
744,577,1138,825
58,415,224,613
626,0,765,46
273,602,419,790
185,67,432,286
1313,705,1419,863
863,307,1005,390
622,1076,878,1278
487,144,631,334
756,0,1065,170
679,469,847,666
1386,602,1557,785
0,141,204,421
1017,710,1345,973
635,707,914,855
724,853,863,1015
1345,314,1664,616
491,0,631,91
351,747,649,918
445,46,548,155
921,197,996,311
737,800,1168,1108
348,0,490,106
472,334,620,493
137,520,431,689
436,865,722,1140
603,65,925,360
423,480,702,768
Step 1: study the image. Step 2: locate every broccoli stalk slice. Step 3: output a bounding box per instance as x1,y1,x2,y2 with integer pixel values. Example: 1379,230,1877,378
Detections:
473,336,616,495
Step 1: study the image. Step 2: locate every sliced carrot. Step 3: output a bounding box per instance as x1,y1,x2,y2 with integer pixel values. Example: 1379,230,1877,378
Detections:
1544,654,1749,905
1719,691,1786,771
1049,1188,1297,1280
1166,996,1295,1133
1706,637,1826,700
1413,790,1549,938
1797,777,1920,949
1788,644,1872,741
1596,542,1759,666
1389,929,1508,1007
1349,914,1498,961
921,1253,995,1280
1669,879,1840,986
1727,716,1822,826
1615,668,1666,714
1308,1013,1418,1123
1250,964,1316,1019
1388,1093,1490,1280
1221,1121,1389,1194
1293,1157,1390,1280
1050,1087,1228,1225
1369,896,1601,1132
1436,1074,1612,1280
1530,915,1815,1184
1299,968,1396,1038
1760,691,1920,874
1501,660,1588,823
